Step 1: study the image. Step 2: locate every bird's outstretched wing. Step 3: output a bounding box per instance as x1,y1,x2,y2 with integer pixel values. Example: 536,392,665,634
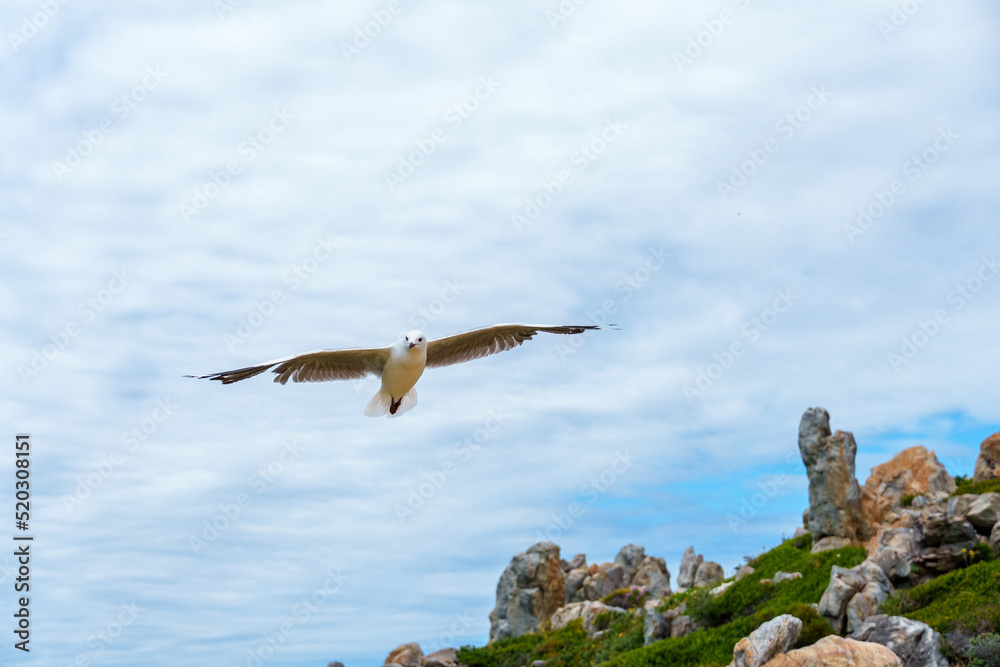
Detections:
425,323,610,368
187,347,391,385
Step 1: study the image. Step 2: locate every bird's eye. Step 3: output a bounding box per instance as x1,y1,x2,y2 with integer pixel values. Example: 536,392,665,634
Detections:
418,337,424,342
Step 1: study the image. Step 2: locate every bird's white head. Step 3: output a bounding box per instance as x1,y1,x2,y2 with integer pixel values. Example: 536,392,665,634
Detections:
403,330,427,351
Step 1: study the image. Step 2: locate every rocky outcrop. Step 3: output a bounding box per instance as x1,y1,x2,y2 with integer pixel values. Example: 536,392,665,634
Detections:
913,509,977,573
489,542,566,642
772,571,802,584
729,614,801,667
642,599,668,646
850,615,948,667
422,648,459,667
862,446,955,528
385,643,424,667
818,561,894,635
614,544,645,583
811,536,853,553
992,521,1000,550
866,527,918,583
947,494,979,520
760,636,902,666
973,431,1000,481
735,565,755,581
676,546,703,592
549,600,625,636
965,493,1000,533
694,561,725,589
798,408,867,542
632,555,671,598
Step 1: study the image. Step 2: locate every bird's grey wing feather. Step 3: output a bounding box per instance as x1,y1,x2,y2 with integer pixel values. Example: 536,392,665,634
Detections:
425,323,602,368
188,347,391,385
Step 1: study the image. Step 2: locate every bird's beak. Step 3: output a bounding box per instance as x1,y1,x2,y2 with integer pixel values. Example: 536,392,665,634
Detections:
408,342,416,349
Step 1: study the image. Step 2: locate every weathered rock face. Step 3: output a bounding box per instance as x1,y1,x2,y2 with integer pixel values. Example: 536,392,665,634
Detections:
966,492,1000,533
549,600,625,636
992,521,1000,551
947,494,980,519
422,648,459,667
565,567,589,602
862,446,956,527
811,536,852,553
866,527,918,583
772,571,802,584
694,561,725,589
614,544,645,583
819,561,894,635
632,556,671,598
735,565,755,581
730,614,801,667
913,509,977,573
760,636,902,666
676,546,703,593
489,542,566,642
385,643,424,667
643,599,669,646
974,431,1000,482
850,614,948,667
798,408,867,542
581,563,625,600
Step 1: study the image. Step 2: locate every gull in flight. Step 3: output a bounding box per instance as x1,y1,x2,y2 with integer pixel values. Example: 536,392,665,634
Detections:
188,323,613,417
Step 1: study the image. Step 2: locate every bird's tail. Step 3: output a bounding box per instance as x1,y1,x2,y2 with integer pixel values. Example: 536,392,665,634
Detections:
364,387,418,418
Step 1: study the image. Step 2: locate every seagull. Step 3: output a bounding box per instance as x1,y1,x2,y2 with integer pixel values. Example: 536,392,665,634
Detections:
187,323,614,417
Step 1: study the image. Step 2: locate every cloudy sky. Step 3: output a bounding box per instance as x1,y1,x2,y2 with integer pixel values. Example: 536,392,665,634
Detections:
2,0,999,665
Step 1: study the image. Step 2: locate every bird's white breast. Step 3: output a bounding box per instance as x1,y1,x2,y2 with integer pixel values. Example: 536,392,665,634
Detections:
381,345,426,397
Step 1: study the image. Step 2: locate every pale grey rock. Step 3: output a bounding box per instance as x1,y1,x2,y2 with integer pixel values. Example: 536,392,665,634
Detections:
818,565,866,634
565,567,588,603
385,643,423,667
850,614,948,667
792,526,809,538
710,581,733,597
581,563,625,600
991,520,1000,550
946,494,979,519
693,561,724,589
734,565,755,581
811,536,852,553
966,493,1000,533
549,600,626,636
730,614,802,667
772,571,803,583
489,542,566,641
632,555,671,598
866,527,918,583
676,546,703,592
798,407,867,542
422,648,459,667
614,544,646,584
914,510,977,573
820,561,893,635
670,615,698,638
643,599,669,646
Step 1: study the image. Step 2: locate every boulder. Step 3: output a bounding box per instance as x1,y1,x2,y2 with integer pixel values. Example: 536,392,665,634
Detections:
792,526,809,538
863,446,955,508
760,636,902,666
798,408,867,542
711,581,734,597
973,431,1000,481
581,563,625,600
643,599,669,646
676,546,703,592
565,567,589,602
694,561,725,589
730,614,802,667
735,565,755,581
819,561,893,634
866,527,918,582
670,614,698,638
549,600,625,636
946,494,979,519
614,544,646,583
965,493,1000,533
385,643,424,667
914,510,977,573
992,521,1000,550
850,615,947,667
812,536,853,553
772,571,802,583
566,554,586,571
422,649,459,667
489,542,566,641
632,555,671,598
